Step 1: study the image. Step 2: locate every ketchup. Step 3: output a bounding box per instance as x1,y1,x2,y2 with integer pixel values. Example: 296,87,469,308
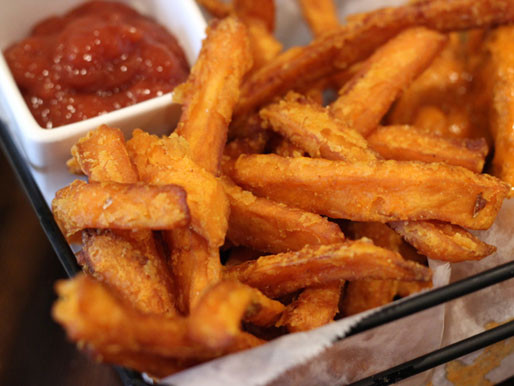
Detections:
4,1,189,128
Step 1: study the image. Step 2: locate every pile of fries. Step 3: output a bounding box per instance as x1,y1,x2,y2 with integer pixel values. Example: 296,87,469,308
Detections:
50,0,514,379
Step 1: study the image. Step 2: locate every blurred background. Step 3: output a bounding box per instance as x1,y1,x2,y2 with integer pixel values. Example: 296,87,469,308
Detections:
0,150,121,385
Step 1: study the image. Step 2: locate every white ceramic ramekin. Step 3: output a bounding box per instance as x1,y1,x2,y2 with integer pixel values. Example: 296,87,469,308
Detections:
0,0,206,202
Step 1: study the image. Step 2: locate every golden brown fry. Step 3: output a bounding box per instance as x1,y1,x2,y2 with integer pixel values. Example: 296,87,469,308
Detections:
268,136,307,158
227,154,509,230
71,124,138,183
276,284,341,332
127,130,229,313
221,176,345,254
71,125,177,317
486,26,514,193
396,280,433,298
233,0,275,32
66,156,83,175
341,279,399,316
188,280,284,349
330,28,447,137
127,130,229,248
297,0,340,38
245,19,283,70
367,125,488,173
166,228,222,314
389,220,496,262
387,33,472,135
174,18,252,175
53,275,202,359
79,229,177,317
234,0,514,121
52,180,190,240
195,0,231,18
53,274,263,378
260,92,378,163
223,130,270,159
224,240,431,298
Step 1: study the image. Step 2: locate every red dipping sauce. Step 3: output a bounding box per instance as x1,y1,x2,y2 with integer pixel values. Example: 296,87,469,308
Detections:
4,1,190,128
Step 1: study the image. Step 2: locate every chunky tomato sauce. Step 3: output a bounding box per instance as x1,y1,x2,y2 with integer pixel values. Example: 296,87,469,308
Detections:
4,1,189,128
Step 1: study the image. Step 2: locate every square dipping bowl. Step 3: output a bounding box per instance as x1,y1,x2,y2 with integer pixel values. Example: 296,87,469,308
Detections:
0,0,206,203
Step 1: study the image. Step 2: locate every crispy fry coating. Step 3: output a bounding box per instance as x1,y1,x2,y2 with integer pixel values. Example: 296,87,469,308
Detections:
341,279,398,316
233,0,275,32
245,19,283,70
71,124,138,183
174,18,252,175
343,221,431,313
486,26,514,193
367,125,488,173
260,92,377,163
329,28,447,137
276,284,341,332
79,230,177,317
53,275,263,378
70,125,178,317
234,0,514,120
166,228,222,314
272,138,306,158
126,130,229,248
188,280,284,349
297,0,340,38
52,180,189,240
127,130,228,313
228,154,509,230
223,131,269,159
387,33,475,138
389,220,496,262
225,240,431,298
221,176,344,254
66,156,83,175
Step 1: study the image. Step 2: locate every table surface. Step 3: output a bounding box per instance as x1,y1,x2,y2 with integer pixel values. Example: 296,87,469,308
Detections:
0,150,122,386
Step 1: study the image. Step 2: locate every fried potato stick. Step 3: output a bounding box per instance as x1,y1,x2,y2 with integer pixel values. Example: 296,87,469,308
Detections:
227,154,509,230
165,228,222,315
71,125,177,316
79,230,177,317
223,131,270,159
486,26,514,193
367,125,488,173
221,176,344,254
341,279,399,316
276,284,341,332
342,221,428,316
233,0,275,32
297,0,340,38
389,220,496,262
127,130,228,312
127,130,229,248
174,18,252,175
188,280,284,349
329,28,447,137
53,275,263,378
272,138,306,158
260,92,377,163
53,180,189,240
387,34,474,138
225,240,431,298
71,124,138,184
234,0,514,121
